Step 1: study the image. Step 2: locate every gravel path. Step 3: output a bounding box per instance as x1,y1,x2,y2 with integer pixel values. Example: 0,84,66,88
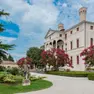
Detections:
19,72,94,94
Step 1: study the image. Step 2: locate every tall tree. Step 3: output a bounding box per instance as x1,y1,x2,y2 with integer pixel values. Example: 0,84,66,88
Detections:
7,55,14,62
0,10,14,63
27,47,42,67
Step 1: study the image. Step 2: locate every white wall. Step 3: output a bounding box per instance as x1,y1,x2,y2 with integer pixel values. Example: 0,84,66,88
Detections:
44,22,94,71
86,22,94,47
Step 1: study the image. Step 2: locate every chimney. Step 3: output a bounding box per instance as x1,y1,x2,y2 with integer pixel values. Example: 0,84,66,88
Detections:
58,23,65,31
79,7,87,22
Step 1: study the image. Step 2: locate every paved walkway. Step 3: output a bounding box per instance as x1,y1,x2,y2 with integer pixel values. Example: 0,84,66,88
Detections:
19,72,94,94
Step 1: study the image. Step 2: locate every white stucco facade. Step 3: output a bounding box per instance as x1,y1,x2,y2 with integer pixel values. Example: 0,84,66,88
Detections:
44,7,94,71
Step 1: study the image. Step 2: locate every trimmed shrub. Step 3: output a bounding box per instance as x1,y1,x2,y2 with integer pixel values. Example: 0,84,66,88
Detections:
46,71,90,77
88,74,94,80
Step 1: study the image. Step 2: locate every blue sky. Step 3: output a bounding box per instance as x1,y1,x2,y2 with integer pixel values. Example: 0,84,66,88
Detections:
0,0,94,61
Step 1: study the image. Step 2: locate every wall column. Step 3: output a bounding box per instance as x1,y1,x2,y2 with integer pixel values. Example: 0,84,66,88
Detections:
56,40,57,49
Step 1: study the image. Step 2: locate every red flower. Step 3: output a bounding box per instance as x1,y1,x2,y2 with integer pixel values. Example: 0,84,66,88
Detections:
41,48,73,68
17,57,32,66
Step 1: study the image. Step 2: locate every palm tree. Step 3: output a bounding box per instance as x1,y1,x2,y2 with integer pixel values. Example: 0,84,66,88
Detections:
0,10,9,32
0,10,15,63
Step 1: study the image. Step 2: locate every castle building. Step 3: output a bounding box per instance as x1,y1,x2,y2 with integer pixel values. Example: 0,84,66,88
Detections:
44,7,94,71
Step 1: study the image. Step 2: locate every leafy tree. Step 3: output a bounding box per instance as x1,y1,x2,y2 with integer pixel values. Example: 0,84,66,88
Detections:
40,45,45,50
0,10,15,63
80,45,94,67
41,48,73,71
7,55,14,61
27,47,42,67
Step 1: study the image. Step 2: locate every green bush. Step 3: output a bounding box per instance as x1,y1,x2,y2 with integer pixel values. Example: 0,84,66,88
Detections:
30,76,38,81
30,76,46,81
88,73,94,80
0,66,6,71
3,74,15,83
46,71,91,77
0,72,23,84
14,75,23,83
0,72,7,82
6,67,23,76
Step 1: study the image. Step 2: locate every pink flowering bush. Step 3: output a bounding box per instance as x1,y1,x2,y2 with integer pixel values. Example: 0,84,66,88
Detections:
41,48,72,71
17,57,32,67
80,45,94,67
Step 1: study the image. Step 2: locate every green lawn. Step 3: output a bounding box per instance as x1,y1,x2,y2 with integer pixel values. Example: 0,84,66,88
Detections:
0,80,52,94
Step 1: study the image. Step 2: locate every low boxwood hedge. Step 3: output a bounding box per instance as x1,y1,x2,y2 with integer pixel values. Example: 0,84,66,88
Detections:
46,71,93,77
88,74,94,80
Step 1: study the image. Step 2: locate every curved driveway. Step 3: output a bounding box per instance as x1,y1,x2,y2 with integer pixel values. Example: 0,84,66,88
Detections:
19,72,94,94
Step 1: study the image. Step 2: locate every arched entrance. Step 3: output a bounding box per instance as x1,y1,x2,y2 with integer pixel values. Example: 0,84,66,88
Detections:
57,40,64,49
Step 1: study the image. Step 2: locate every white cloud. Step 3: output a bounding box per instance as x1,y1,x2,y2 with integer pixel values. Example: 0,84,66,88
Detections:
0,36,16,43
0,0,59,59
62,3,67,8
11,53,25,57
10,53,26,61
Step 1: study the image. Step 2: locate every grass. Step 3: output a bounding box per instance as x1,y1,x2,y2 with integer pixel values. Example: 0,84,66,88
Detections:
0,80,53,94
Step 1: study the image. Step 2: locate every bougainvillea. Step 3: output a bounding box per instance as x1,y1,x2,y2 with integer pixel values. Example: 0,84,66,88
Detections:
41,48,72,70
80,45,94,66
17,57,32,67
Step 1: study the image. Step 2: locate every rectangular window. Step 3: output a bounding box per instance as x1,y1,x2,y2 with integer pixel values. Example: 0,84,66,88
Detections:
77,39,79,48
70,41,73,50
60,34,62,37
90,26,93,30
77,55,79,64
57,46,60,49
70,31,72,34
65,34,67,39
65,48,67,51
90,38,93,46
77,27,79,31
65,43,67,46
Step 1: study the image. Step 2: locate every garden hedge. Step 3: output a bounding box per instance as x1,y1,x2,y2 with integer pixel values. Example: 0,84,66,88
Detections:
88,74,94,80
46,71,94,77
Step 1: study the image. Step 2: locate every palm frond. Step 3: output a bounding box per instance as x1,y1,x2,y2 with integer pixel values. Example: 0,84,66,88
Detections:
0,43,15,50
0,10,9,16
